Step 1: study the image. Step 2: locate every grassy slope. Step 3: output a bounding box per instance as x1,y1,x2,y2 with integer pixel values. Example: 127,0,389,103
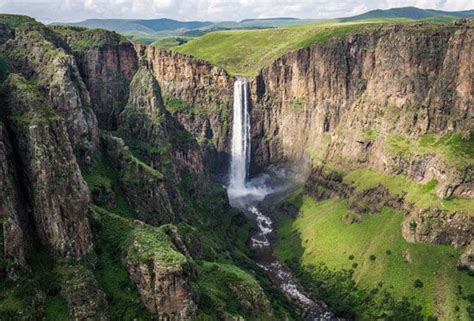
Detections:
344,168,474,216
173,18,454,76
275,196,473,320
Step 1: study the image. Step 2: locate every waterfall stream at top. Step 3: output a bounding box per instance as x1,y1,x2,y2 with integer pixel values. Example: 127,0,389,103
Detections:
226,78,337,320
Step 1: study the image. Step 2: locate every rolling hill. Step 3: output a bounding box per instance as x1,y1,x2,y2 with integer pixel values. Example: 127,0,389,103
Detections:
340,6,474,22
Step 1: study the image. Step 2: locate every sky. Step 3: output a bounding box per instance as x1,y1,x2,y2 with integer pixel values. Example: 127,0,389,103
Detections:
0,0,472,23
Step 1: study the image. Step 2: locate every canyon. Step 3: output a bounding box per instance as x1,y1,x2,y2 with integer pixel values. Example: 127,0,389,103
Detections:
0,14,472,320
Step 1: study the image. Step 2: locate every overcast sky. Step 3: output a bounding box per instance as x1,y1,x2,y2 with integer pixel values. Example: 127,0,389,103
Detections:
0,0,472,23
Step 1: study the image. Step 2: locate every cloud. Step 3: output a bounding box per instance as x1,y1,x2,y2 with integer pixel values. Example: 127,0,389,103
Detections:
0,0,472,23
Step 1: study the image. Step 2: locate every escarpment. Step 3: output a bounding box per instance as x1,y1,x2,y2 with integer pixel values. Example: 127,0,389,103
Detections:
251,24,473,195
248,23,473,248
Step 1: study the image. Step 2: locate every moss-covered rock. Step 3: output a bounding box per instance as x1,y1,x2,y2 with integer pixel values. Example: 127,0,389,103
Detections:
56,262,109,320
2,22,99,162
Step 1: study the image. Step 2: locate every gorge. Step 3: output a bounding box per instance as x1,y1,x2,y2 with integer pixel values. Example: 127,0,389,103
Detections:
0,13,472,321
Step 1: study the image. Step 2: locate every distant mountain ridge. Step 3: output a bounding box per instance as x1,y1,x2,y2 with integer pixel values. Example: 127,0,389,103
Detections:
59,18,213,33
54,17,315,35
340,6,474,22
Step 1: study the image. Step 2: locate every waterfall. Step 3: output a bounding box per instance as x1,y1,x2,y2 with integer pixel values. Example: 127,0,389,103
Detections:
228,78,250,194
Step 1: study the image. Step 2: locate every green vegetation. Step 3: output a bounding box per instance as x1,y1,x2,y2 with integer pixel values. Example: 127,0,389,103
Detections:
3,74,63,124
126,224,187,269
363,129,378,141
339,7,474,22
344,168,474,215
0,14,38,28
173,19,456,76
91,206,152,320
122,32,163,44
44,296,68,321
83,150,134,218
195,261,272,320
51,26,130,51
0,245,71,320
387,133,474,170
163,95,190,113
152,36,193,48
0,53,11,83
275,195,474,320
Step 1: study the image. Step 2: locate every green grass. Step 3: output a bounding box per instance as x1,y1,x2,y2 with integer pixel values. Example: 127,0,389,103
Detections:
83,150,134,218
91,206,152,320
152,36,193,48
126,224,187,269
344,168,474,215
173,19,455,76
275,196,474,320
387,133,474,170
44,296,68,321
67,28,129,51
195,261,272,320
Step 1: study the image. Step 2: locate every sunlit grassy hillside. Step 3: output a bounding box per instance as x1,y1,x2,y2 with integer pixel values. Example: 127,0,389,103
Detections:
275,195,474,320
171,18,457,76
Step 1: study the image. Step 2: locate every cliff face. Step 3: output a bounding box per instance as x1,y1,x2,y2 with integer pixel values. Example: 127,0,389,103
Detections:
124,224,196,319
2,74,93,258
2,24,99,162
251,24,473,198
138,45,234,174
59,27,139,129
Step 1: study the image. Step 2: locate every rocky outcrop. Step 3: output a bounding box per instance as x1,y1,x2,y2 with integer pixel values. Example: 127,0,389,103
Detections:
138,45,234,174
2,23,99,161
57,262,109,320
57,27,139,129
2,74,92,258
124,223,196,319
401,208,474,247
251,24,473,196
459,241,474,272
102,133,176,226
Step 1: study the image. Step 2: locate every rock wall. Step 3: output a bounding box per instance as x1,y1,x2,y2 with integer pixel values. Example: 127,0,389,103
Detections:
2,24,99,161
2,74,93,258
138,45,234,175
124,224,196,319
251,24,473,197
59,27,139,129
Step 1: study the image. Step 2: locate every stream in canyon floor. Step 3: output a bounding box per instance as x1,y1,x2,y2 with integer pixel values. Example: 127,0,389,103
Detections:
227,79,337,320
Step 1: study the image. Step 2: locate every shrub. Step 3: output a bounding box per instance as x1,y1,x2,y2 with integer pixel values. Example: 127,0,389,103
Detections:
352,263,358,269
348,255,355,260
386,250,392,255
369,255,376,261
414,279,424,288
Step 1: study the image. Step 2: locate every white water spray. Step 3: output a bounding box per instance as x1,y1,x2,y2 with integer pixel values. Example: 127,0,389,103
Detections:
229,78,250,194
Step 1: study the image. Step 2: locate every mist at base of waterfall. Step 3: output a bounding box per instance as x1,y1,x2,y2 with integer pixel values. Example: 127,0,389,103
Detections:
227,172,294,208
